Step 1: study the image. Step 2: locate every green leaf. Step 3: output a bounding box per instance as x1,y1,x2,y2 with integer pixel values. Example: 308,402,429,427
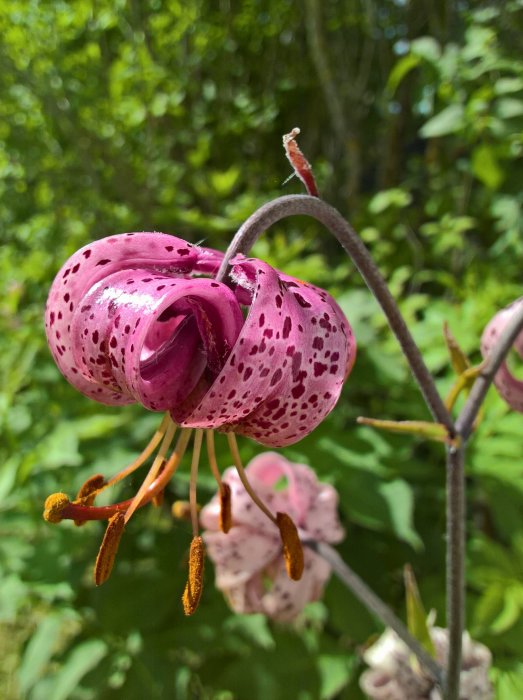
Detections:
379,480,423,550
317,653,354,699
496,97,523,119
472,144,504,189
404,565,436,657
210,167,240,196
495,78,523,95
19,612,72,694
386,54,421,94
368,188,412,214
223,614,275,650
420,104,465,138
44,639,108,700
411,36,442,63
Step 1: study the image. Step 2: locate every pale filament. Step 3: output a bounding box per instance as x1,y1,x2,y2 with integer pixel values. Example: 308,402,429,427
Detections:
124,418,177,524
226,432,277,525
97,413,171,495
189,430,204,537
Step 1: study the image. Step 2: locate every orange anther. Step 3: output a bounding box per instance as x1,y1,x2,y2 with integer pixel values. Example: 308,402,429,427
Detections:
182,536,205,616
219,482,232,534
276,512,304,581
43,493,70,524
93,512,125,586
74,474,105,526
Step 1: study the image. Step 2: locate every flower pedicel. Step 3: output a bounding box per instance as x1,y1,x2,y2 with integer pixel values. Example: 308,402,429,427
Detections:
43,231,355,612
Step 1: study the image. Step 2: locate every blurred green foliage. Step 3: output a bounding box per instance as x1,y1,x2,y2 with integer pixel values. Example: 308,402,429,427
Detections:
1,1,523,698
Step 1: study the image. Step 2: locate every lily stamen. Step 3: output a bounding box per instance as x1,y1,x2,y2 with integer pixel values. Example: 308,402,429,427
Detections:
226,433,276,525
74,474,105,526
189,430,204,537
226,433,304,581
43,427,192,524
123,418,178,524
182,535,205,616
94,512,125,586
102,413,171,491
206,430,232,533
276,512,305,581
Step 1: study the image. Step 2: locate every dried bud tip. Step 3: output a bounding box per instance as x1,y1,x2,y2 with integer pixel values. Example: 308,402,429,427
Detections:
282,127,301,144
276,512,304,581
93,512,125,586
182,536,205,616
43,492,70,523
219,482,232,534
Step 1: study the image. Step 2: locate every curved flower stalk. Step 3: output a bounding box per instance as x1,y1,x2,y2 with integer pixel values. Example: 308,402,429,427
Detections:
360,627,492,700
480,297,523,413
43,230,355,612
201,452,344,621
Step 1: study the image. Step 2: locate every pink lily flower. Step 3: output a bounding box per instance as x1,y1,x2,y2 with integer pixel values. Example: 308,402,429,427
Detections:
481,297,523,412
201,451,345,621
45,232,355,445
43,232,355,612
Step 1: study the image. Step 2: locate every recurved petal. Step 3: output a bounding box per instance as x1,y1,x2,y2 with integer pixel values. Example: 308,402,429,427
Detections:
181,258,356,446
203,526,280,588
480,297,523,412
45,233,229,406
237,550,330,622
303,482,345,544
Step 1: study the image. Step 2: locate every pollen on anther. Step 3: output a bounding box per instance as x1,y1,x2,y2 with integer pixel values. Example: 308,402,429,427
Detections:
74,474,105,526
219,482,232,533
43,492,70,523
94,512,125,586
182,535,205,616
276,512,304,581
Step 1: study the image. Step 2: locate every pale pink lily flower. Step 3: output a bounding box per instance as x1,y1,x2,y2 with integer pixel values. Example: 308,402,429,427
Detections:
201,452,345,621
360,626,493,700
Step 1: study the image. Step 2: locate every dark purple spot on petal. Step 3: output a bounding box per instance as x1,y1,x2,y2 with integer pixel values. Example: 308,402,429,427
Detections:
293,293,312,308
314,362,328,377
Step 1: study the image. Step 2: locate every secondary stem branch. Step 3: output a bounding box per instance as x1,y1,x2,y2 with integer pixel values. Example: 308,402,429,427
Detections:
307,540,444,687
457,303,523,439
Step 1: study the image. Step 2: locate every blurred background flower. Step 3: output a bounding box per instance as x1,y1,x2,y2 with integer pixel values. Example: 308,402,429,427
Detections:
360,626,492,700
201,452,344,621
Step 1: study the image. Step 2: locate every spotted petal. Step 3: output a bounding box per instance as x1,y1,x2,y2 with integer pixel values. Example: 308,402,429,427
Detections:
181,258,356,446
45,233,242,409
46,234,356,447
